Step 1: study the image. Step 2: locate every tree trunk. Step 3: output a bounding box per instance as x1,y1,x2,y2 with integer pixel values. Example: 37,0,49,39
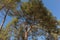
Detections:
22,35,25,40
25,27,28,40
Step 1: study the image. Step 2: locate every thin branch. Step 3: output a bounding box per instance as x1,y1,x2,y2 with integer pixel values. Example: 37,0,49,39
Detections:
0,9,9,30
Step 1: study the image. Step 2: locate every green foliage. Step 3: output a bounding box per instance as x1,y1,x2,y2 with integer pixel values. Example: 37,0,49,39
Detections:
0,0,58,40
21,0,57,31
58,20,60,26
0,27,11,40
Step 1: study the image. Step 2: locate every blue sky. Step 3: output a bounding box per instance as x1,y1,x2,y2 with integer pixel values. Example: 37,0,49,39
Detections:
21,0,60,20
43,0,60,20
0,0,60,30
0,0,60,26
0,0,60,40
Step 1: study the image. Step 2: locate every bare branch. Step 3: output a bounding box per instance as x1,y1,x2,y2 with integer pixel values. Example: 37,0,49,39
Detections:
0,9,9,30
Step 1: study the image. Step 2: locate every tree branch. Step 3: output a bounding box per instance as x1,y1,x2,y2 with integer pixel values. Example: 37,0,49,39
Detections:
0,9,9,30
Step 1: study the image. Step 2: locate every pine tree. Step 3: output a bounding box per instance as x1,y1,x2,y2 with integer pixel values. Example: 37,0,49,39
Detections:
0,0,58,40
0,0,20,29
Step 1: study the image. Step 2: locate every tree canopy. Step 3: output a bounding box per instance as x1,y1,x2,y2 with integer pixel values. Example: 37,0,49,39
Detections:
0,0,58,40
